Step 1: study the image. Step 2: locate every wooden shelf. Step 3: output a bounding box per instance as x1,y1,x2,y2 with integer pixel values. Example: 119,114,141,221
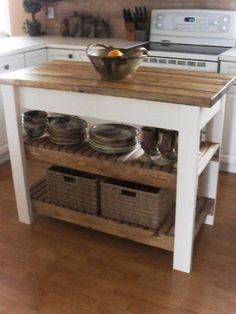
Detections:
198,142,220,175
25,136,218,190
30,178,214,253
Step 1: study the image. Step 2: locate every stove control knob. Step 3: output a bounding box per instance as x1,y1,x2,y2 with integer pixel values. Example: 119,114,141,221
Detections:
222,16,228,23
222,25,227,31
157,15,163,20
213,20,218,25
157,23,163,28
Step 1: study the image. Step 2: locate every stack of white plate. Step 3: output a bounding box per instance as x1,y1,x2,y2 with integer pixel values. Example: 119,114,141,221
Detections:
47,115,87,145
89,123,140,154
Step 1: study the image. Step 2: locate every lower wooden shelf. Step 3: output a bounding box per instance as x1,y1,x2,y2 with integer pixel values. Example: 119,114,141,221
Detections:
31,179,214,253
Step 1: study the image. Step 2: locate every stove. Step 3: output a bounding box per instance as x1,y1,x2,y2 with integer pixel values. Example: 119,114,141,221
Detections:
144,9,236,72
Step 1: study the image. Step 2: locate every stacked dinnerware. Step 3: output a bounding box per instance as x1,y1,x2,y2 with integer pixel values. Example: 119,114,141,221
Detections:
23,110,47,137
89,123,140,154
47,115,87,145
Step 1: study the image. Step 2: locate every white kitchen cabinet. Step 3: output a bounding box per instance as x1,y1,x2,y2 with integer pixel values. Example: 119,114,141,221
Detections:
0,49,47,163
47,48,74,61
24,49,47,67
47,48,89,62
220,61,236,173
0,54,24,74
74,50,89,62
0,53,25,163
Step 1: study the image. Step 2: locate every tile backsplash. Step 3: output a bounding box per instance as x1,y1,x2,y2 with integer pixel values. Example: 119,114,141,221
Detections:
39,0,236,38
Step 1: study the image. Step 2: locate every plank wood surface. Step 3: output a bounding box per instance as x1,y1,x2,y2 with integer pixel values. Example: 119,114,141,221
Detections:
0,60,235,107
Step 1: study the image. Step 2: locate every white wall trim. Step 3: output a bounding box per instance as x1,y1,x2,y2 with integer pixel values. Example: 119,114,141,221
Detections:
0,151,9,164
220,161,236,173
220,153,236,173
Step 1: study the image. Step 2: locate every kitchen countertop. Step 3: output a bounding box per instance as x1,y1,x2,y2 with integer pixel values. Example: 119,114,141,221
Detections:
0,36,147,58
0,60,235,107
1,35,235,63
220,47,236,62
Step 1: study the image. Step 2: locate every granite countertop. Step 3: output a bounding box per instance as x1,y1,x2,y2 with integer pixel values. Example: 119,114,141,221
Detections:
0,36,147,58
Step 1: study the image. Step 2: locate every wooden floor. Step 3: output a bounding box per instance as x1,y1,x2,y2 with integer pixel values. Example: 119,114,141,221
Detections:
0,160,236,314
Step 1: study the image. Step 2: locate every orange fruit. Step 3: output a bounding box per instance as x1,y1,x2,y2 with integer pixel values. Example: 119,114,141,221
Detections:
107,49,123,57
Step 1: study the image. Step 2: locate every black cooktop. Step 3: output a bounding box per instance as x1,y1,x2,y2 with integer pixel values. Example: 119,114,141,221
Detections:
147,42,230,56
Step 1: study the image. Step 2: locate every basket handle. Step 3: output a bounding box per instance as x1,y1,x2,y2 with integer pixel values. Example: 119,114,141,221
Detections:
64,175,76,184
121,189,136,198
86,43,114,56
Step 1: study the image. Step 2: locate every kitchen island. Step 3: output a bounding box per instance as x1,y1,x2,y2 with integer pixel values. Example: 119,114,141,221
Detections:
0,61,235,273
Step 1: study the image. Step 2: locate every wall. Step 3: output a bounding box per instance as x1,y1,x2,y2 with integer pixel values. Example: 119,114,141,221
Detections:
9,0,236,38
8,0,28,36
39,0,236,38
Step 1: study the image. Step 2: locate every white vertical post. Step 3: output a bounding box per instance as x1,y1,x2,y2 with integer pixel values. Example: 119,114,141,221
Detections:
1,85,33,224
203,96,226,225
174,105,201,273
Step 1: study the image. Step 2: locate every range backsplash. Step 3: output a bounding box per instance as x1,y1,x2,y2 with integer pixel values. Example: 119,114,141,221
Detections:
39,0,236,38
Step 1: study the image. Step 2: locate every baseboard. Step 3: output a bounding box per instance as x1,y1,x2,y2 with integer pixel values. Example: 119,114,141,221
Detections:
220,153,236,174
220,162,236,174
0,151,9,164
0,143,9,164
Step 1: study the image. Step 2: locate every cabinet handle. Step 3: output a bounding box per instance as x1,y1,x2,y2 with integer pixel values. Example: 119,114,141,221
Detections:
68,54,73,59
4,64,10,70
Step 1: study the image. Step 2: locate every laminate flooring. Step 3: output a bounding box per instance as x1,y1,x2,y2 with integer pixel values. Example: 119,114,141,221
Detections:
0,160,235,314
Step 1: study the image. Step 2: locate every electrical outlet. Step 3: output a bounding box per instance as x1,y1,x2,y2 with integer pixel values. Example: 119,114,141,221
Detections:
48,7,54,19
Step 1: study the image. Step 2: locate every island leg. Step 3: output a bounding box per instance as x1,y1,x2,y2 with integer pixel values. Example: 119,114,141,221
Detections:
202,96,226,225
1,85,33,224
173,106,201,273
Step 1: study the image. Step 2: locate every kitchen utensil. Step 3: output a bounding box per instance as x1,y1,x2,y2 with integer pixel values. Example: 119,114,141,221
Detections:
22,110,48,138
90,123,139,142
48,115,87,131
23,110,47,123
156,129,176,166
47,115,87,146
123,8,135,41
86,43,147,80
89,123,140,154
140,127,160,162
131,6,149,40
23,123,46,138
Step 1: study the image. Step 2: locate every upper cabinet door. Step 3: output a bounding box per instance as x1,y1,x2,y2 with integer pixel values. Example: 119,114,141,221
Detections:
25,49,47,67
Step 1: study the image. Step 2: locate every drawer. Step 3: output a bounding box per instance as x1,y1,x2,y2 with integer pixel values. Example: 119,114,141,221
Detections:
47,48,74,61
25,49,47,67
74,50,90,62
0,54,24,74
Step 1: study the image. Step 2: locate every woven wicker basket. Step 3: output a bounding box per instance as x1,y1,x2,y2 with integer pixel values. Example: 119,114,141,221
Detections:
47,165,100,214
100,178,175,229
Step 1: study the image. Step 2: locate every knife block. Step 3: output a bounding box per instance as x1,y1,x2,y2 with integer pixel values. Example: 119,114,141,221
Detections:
125,22,136,41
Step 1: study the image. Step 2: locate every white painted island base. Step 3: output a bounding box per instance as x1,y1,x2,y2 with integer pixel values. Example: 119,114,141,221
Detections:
1,85,225,273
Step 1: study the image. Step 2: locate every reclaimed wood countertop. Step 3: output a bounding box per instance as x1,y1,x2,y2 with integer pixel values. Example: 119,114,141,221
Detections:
0,60,235,107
